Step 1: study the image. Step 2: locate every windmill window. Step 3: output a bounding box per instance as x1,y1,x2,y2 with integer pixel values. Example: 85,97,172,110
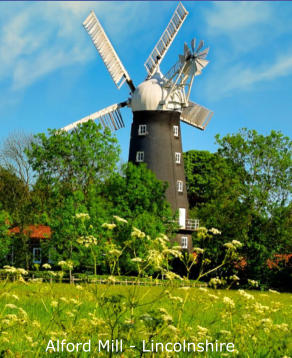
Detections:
136,151,144,162
173,125,179,137
181,236,188,249
175,152,181,164
33,248,42,264
177,180,183,192
138,124,147,135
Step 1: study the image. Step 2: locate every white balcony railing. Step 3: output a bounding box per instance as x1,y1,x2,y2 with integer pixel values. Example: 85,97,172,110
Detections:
184,219,200,231
170,218,200,231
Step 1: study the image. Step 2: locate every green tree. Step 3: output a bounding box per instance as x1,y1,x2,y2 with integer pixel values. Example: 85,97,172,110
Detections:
0,209,11,264
0,167,27,215
26,121,120,193
185,130,291,286
104,163,173,236
215,129,291,216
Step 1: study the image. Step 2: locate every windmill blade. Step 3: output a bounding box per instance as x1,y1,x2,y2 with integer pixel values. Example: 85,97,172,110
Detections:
195,40,204,54
83,11,135,92
179,54,185,64
144,2,188,78
197,47,209,59
62,103,125,132
191,38,196,53
180,101,213,130
184,42,191,59
195,58,209,74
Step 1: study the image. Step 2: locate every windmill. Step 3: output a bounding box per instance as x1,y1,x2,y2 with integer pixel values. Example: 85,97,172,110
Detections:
62,2,213,250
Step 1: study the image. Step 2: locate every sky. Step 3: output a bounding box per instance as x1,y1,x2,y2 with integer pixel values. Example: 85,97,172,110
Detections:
0,1,291,162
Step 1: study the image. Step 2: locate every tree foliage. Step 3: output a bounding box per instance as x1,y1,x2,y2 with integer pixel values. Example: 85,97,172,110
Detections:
27,121,120,191
185,129,291,288
215,128,291,216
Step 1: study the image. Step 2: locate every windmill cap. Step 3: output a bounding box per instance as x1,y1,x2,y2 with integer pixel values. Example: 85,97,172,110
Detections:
131,72,182,112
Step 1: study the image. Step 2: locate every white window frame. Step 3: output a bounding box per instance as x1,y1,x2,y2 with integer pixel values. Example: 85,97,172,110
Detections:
181,236,188,249
33,248,42,264
136,151,144,162
173,125,179,137
138,124,147,136
177,180,183,192
175,152,181,164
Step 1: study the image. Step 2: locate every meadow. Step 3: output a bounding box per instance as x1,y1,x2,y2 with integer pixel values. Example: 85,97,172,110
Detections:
0,281,291,357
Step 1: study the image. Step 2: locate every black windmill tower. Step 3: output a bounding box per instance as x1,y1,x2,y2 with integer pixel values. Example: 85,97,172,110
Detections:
63,2,213,250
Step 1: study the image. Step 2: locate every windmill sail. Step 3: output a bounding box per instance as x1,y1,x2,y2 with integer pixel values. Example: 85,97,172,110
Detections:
144,2,188,78
83,11,134,91
180,101,213,130
62,103,125,132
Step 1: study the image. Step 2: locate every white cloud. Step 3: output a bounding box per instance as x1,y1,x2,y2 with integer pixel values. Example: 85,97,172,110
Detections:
205,2,271,33
201,2,292,99
0,2,152,91
205,52,292,98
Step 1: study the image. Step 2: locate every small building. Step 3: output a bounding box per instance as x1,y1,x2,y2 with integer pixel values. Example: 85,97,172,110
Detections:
9,225,51,264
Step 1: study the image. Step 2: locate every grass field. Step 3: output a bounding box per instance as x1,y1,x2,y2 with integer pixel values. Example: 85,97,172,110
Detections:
0,281,291,357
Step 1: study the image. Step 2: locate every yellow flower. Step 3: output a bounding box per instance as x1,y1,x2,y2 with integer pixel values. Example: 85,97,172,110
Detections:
113,215,128,224
131,227,146,239
42,263,51,269
51,300,58,308
5,304,18,310
269,289,280,294
223,296,235,308
102,223,116,230
197,325,208,336
75,213,90,220
209,228,221,235
238,290,254,300
169,294,183,303
193,247,204,254
32,320,41,328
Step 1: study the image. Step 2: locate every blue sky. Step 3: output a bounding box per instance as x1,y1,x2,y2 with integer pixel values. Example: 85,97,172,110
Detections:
0,1,291,162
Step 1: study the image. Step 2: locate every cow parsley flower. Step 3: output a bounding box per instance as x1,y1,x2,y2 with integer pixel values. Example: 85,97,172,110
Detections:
102,223,116,230
223,296,235,308
42,263,51,270
113,215,128,224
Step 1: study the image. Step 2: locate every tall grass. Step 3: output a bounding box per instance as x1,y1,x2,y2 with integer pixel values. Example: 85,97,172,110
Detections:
0,282,291,357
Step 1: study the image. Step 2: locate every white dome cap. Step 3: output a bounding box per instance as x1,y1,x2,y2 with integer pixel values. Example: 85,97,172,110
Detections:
131,72,182,112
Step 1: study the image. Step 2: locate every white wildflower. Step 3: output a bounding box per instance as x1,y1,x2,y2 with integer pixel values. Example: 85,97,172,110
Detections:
16,268,28,275
209,228,221,235
102,223,116,230
5,304,17,310
248,279,259,287
51,301,58,308
230,275,240,281
113,216,128,224
223,296,235,308
238,290,254,300
75,213,90,220
165,271,183,281
42,263,51,270
199,287,208,292
131,227,146,239
197,325,208,336
108,249,122,256
231,240,242,248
